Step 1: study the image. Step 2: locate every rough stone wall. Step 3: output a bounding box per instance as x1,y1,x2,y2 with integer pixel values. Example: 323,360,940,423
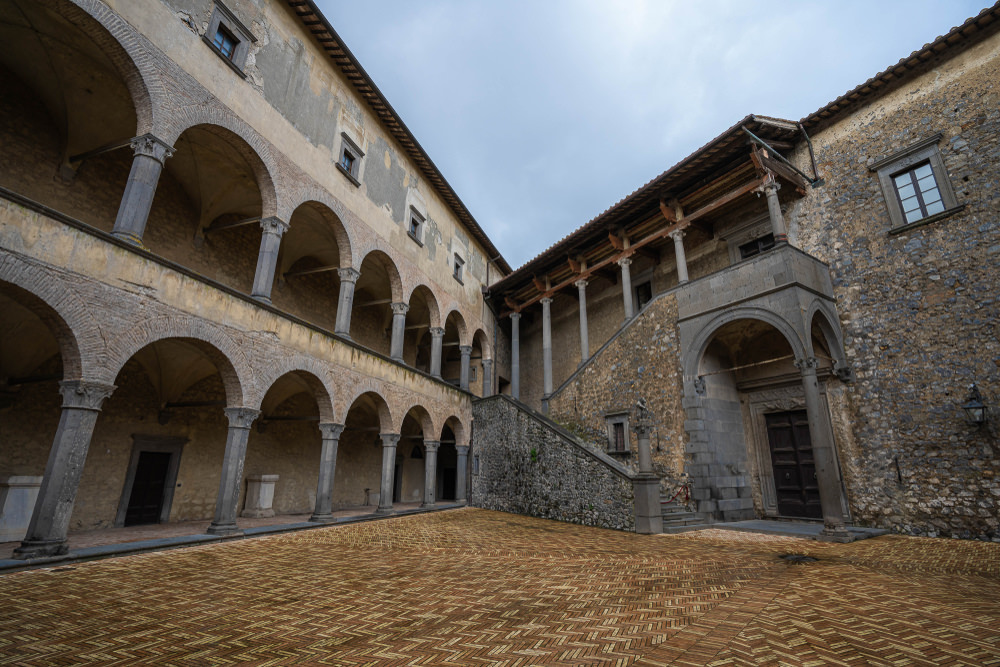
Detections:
786,32,1000,539
547,293,687,492
471,395,636,532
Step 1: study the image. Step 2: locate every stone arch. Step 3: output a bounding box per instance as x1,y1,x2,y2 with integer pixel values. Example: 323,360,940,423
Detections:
340,388,394,433
0,257,103,381
472,328,492,360
807,300,849,372
104,316,248,406
443,308,469,345
397,403,436,436
441,415,467,448
283,190,357,268
37,0,161,136
251,360,335,423
357,249,404,304
405,284,442,329
683,307,806,380
163,112,280,219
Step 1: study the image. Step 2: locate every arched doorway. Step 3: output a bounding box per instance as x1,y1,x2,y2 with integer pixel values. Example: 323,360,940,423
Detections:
336,392,392,510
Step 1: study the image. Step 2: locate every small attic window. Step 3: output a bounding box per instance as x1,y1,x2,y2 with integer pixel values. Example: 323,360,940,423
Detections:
204,2,256,76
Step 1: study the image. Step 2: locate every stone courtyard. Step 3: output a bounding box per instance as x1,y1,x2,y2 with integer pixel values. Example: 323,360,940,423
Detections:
1,508,998,666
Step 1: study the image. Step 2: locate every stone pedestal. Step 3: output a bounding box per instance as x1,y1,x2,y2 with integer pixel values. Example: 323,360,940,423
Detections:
0,476,43,542
241,474,279,518
633,474,663,535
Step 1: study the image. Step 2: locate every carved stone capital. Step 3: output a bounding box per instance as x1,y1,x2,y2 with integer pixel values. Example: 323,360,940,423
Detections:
391,302,409,316
617,256,632,268
59,380,116,411
794,357,820,372
430,327,445,338
456,445,470,456
260,216,289,236
130,133,175,164
459,345,473,356
482,358,494,369
762,180,781,196
423,439,441,453
380,433,401,448
319,422,345,440
336,267,360,283
224,407,261,429
540,297,553,307
668,229,686,242
509,312,521,322
693,376,707,396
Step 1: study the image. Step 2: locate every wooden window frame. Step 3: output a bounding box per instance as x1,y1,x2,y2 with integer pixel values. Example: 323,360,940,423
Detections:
605,412,631,456
408,207,425,246
870,134,959,230
203,2,256,77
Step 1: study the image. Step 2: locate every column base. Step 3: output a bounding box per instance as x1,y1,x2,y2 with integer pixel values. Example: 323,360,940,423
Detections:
206,522,243,536
110,230,147,249
420,502,436,509
374,506,395,515
334,332,352,341
633,473,663,535
250,294,272,305
817,525,854,543
13,539,70,560
309,513,337,523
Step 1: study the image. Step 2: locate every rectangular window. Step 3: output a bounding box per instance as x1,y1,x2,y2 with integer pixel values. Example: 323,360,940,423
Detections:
453,254,464,283
212,24,238,59
408,208,424,245
612,422,625,452
739,233,775,260
635,281,652,310
892,162,946,224
605,413,630,455
204,3,256,75
340,150,355,174
337,132,364,186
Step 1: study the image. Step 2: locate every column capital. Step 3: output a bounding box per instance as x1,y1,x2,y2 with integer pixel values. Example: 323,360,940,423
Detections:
130,133,175,164
59,380,116,411
391,302,409,316
761,179,781,195
510,311,521,321
668,229,686,241
224,407,260,429
456,445,470,456
338,267,360,283
318,422,345,440
380,433,401,447
574,278,588,289
423,439,441,452
459,345,473,356
482,358,494,368
540,297,553,306
430,326,445,338
617,256,632,268
260,216,289,236
794,357,820,373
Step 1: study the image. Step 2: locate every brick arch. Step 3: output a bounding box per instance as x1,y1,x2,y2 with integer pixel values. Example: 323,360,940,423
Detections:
683,307,806,380
104,316,249,406
405,284,441,329
472,328,491,360
442,307,469,345
340,387,394,434
250,358,336,423
397,402,437,436
282,189,357,268
162,112,280,220
358,249,404,304
0,255,104,381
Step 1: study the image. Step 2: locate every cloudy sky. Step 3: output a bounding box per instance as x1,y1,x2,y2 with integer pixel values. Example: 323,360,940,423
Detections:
318,1,986,269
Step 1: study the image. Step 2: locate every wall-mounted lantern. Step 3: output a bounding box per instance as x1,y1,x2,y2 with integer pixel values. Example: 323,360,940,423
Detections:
961,383,987,426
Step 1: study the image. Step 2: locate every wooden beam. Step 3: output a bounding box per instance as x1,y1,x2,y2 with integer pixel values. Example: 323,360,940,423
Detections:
532,276,547,292
203,216,261,234
567,256,582,274
504,296,521,312
658,199,677,223
284,264,339,278
608,230,624,250
357,298,392,307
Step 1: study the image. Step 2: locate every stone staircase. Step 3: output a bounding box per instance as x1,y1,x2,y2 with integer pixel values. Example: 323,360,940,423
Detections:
660,497,706,533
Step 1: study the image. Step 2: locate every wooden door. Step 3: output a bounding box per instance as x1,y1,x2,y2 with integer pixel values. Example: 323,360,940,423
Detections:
765,410,821,518
124,451,172,526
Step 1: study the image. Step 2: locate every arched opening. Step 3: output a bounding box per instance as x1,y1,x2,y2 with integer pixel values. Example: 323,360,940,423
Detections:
396,406,431,504
403,286,440,372
472,328,491,397
437,417,466,502
442,310,467,387
0,0,140,229
248,371,332,518
272,202,351,330
144,124,267,294
0,282,77,543
73,338,239,530
335,392,391,510
350,251,402,356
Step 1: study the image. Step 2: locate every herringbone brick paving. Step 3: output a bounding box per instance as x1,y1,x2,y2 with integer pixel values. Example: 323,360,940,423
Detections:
0,510,998,665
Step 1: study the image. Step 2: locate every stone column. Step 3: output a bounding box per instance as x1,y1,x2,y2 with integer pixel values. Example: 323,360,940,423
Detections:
376,433,400,514
250,217,289,303
334,268,360,338
763,180,788,244
669,230,689,284
575,279,590,365
14,380,116,559
429,327,445,379
481,359,494,397
541,297,553,398
310,423,344,523
207,407,260,536
459,345,472,391
455,444,470,503
619,256,635,320
389,302,409,361
510,313,521,400
422,440,440,507
111,134,175,245
633,409,663,535
796,357,852,542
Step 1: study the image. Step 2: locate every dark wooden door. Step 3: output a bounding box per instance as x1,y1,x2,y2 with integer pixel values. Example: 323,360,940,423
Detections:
125,451,172,526
765,410,822,518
